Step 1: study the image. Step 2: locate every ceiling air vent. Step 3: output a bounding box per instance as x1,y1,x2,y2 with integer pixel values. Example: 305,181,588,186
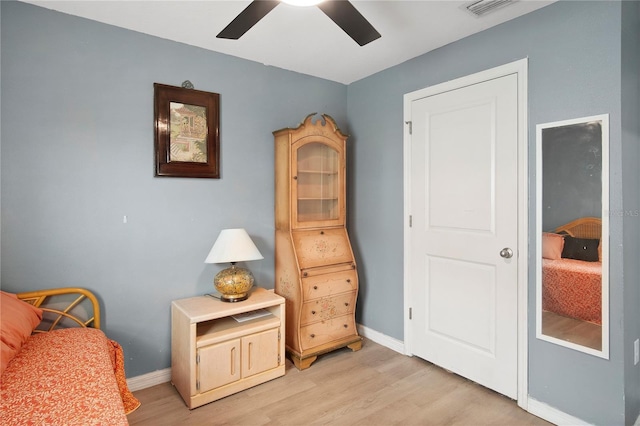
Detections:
465,0,516,17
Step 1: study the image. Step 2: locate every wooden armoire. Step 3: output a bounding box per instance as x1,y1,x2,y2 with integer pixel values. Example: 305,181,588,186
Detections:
274,113,362,370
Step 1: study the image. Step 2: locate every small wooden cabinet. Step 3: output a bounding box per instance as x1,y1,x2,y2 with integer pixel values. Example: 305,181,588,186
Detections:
171,288,285,409
274,114,362,370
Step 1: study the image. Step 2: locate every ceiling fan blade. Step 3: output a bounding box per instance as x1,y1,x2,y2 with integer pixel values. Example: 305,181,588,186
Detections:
217,0,280,40
317,1,381,46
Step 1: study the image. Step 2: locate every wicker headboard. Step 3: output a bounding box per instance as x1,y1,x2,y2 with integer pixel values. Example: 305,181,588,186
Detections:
555,217,602,240
17,287,101,331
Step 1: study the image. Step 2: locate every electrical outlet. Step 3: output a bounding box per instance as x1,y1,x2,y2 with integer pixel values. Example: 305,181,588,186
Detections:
634,339,639,366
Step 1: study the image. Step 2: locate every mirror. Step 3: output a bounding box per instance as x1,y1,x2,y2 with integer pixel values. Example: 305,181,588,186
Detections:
536,114,609,358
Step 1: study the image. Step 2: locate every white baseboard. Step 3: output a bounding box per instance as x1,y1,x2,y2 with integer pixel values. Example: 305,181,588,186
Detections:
527,397,591,426
357,323,405,354
127,367,171,392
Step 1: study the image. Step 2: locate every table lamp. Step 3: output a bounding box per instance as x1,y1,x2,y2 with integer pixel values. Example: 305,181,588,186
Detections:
204,228,264,302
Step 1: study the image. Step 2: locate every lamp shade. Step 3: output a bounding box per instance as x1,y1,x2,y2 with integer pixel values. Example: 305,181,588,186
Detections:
204,228,263,264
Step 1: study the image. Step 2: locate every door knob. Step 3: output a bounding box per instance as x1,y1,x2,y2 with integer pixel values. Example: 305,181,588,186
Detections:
500,248,514,259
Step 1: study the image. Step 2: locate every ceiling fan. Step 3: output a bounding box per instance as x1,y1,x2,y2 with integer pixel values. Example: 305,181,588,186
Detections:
216,0,381,47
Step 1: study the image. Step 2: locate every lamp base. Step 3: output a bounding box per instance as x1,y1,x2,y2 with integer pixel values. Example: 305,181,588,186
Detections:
214,264,254,303
219,293,249,303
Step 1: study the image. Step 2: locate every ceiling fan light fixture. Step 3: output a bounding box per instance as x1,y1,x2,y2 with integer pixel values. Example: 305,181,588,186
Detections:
281,0,324,7
217,0,379,47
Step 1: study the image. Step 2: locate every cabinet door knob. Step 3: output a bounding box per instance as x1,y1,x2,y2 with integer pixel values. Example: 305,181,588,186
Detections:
311,310,316,315
293,176,298,180
343,324,348,328
346,279,351,283
313,285,318,290
320,231,324,235
310,334,315,338
344,303,349,307
303,272,308,277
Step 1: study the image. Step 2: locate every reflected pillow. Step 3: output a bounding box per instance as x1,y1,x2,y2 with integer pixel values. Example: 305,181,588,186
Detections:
542,232,564,260
561,236,600,262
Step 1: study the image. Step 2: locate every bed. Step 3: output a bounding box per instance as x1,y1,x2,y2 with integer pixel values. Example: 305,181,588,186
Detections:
1,287,140,425
541,217,602,324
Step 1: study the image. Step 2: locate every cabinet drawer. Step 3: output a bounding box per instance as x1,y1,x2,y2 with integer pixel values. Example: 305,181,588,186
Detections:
292,228,353,269
300,314,357,350
300,292,355,326
302,269,357,299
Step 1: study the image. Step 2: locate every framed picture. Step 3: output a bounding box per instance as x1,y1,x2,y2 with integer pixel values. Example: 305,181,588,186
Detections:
154,83,220,178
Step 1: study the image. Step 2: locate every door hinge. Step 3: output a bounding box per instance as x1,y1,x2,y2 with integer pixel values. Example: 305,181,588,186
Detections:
196,380,200,391
409,307,412,320
278,329,281,340
405,120,412,135
409,215,412,227
196,354,200,364
278,354,281,364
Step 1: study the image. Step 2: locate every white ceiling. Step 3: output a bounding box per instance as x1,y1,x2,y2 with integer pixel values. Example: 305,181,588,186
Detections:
23,0,556,84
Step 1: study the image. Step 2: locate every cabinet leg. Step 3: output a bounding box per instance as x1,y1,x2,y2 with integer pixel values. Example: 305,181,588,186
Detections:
347,340,363,352
291,354,317,370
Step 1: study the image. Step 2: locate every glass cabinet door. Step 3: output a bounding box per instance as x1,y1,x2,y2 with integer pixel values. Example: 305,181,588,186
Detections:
293,141,342,227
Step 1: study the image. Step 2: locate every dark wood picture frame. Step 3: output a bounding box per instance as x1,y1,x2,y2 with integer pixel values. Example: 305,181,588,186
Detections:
154,83,220,178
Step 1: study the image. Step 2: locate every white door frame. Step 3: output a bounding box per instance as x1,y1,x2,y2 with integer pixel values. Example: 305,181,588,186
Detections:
402,58,529,409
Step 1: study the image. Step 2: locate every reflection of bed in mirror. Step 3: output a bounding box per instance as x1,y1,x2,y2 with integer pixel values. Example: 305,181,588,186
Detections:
541,217,602,350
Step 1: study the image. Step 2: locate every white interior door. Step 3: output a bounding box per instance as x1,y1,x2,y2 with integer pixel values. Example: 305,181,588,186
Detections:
408,73,519,399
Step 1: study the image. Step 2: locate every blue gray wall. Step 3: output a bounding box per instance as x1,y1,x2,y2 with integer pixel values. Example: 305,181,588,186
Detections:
622,1,640,423
2,1,639,425
347,1,637,425
1,0,347,377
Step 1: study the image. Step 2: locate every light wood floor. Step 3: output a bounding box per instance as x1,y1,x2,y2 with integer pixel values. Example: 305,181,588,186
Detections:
541,310,602,351
128,339,549,425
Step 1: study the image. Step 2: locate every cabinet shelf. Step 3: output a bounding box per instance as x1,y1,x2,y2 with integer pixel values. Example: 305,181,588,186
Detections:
297,214,336,222
297,169,338,175
196,314,279,348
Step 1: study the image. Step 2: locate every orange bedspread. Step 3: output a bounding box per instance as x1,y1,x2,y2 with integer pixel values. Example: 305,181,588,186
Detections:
1,328,140,425
542,258,602,324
